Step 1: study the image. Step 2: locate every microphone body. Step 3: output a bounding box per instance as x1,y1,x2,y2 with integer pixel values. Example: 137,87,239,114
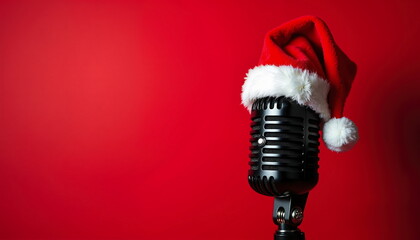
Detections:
248,97,320,196
247,97,321,240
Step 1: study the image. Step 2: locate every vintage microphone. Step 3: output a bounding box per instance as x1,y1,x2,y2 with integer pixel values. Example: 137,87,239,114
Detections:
242,16,359,240
248,96,320,240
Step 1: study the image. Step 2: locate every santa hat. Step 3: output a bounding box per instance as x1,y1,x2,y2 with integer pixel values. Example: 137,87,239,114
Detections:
241,16,359,152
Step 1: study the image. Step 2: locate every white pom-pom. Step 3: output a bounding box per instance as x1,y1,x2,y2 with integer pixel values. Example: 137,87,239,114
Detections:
322,117,359,152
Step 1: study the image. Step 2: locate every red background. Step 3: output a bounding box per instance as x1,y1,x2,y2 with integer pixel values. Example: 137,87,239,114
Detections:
1,0,420,239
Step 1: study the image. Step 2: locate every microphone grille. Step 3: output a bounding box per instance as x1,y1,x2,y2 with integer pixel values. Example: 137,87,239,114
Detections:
248,97,320,196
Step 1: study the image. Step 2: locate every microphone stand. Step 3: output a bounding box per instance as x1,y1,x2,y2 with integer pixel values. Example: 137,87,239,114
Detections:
272,193,308,240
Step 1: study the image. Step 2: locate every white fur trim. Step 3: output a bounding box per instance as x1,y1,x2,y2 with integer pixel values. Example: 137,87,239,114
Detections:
241,65,331,121
322,117,359,152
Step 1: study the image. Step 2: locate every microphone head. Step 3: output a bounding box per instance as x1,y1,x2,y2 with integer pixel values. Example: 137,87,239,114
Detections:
248,97,320,196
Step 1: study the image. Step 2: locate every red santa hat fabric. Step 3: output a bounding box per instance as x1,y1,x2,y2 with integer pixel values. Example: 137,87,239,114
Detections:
241,16,359,152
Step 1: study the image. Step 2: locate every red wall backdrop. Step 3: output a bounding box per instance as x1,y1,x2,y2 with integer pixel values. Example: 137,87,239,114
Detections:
1,0,419,239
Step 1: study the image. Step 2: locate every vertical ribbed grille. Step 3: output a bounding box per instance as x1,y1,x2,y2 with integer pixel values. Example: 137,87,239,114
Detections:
248,97,320,196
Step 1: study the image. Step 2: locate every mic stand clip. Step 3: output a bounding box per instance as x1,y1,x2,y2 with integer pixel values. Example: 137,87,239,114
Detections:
272,193,308,240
